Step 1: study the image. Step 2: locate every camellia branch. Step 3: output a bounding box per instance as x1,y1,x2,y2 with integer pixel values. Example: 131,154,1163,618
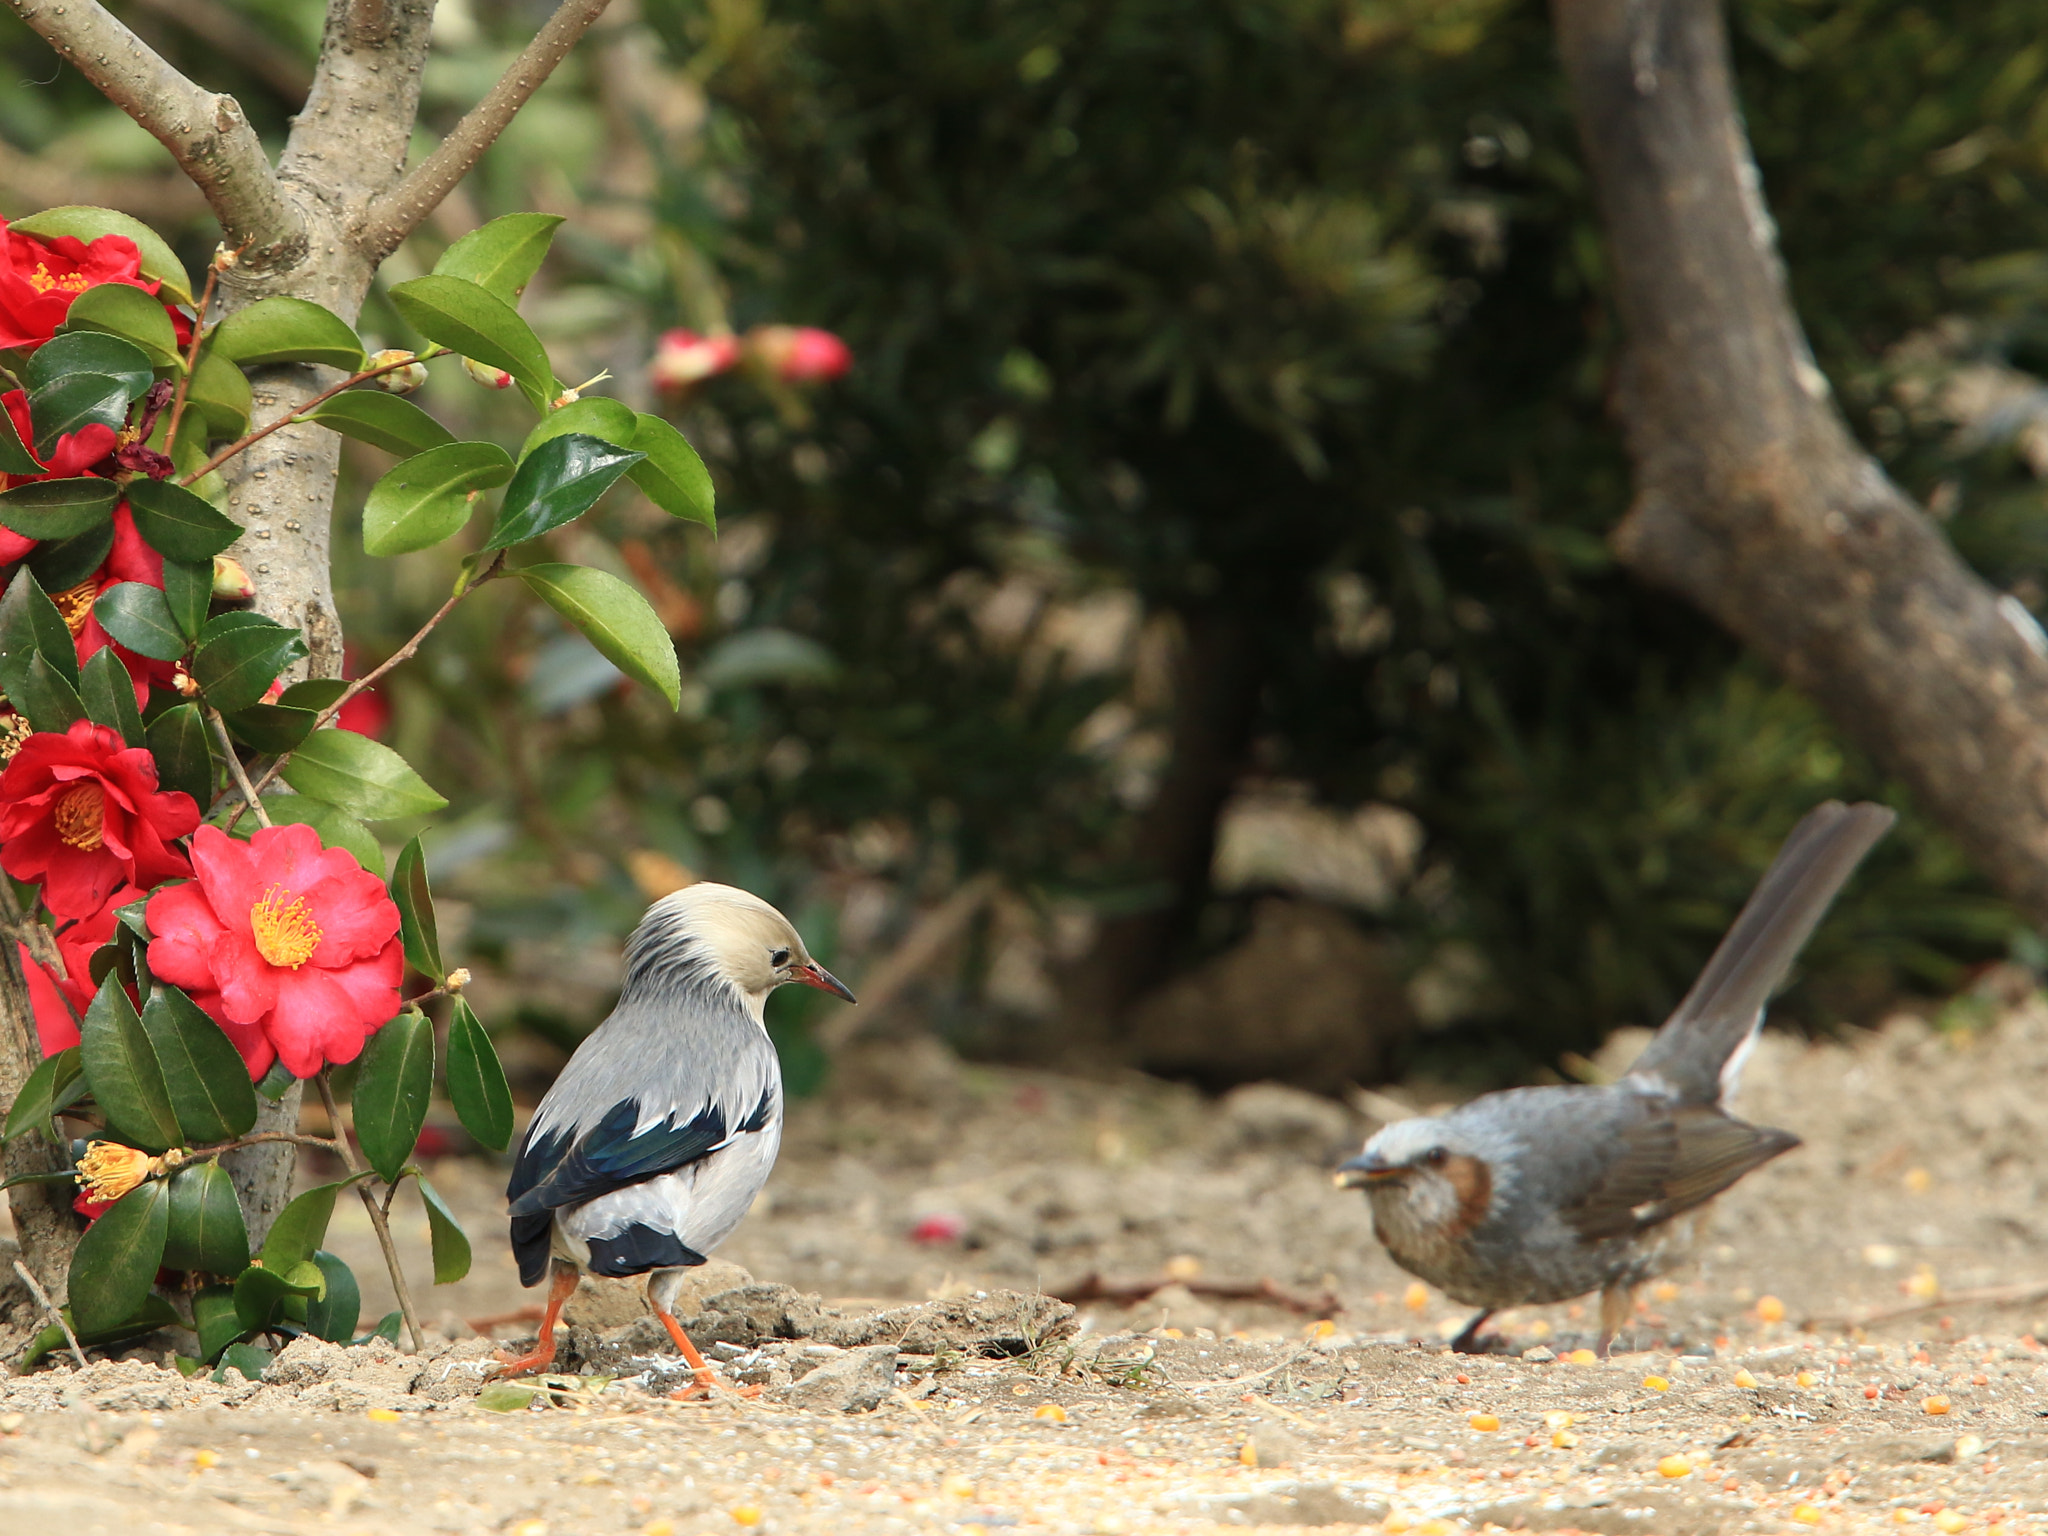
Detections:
11,1258,86,1369
314,1071,426,1355
207,707,274,829
162,246,240,460
180,350,437,486
357,0,618,257
1,0,303,263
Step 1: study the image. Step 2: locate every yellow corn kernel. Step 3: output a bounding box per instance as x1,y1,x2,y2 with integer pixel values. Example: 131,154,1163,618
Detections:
1792,1504,1824,1525
1033,1404,1067,1422
1567,1348,1599,1366
1797,1370,1819,1388
366,1408,402,1423
1656,1455,1692,1479
1543,1410,1574,1430
1642,1374,1671,1392
1733,1368,1759,1389
1468,1412,1501,1432
1551,1429,1578,1449
1933,1514,1968,1535
730,1508,763,1528
1756,1296,1787,1324
1923,1395,1952,1416
1404,1282,1430,1313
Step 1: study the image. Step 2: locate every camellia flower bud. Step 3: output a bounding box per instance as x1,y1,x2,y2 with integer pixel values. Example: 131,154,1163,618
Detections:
366,348,429,395
745,324,852,384
212,554,255,600
76,1141,164,1203
650,328,741,389
446,967,472,993
461,356,514,390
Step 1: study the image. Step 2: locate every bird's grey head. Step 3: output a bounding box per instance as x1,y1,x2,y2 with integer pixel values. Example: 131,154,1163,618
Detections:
625,883,855,1019
1334,1115,1499,1236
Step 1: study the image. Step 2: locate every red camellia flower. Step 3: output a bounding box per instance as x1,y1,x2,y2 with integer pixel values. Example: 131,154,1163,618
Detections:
146,824,404,1079
745,324,852,384
0,222,164,351
0,721,197,919
651,328,742,389
17,881,144,1055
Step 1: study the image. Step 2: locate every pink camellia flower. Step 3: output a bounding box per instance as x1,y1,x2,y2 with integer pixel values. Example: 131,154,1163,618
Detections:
746,324,852,384
650,328,742,389
146,823,404,1080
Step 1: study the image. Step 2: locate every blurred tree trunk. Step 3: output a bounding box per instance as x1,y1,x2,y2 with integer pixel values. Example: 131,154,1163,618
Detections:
1554,0,2048,920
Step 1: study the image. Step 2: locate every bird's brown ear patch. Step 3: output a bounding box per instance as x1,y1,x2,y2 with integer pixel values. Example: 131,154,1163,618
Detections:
1443,1153,1493,1233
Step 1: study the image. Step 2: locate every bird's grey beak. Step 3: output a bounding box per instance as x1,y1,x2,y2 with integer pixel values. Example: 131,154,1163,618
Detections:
1333,1152,1399,1190
794,961,856,1004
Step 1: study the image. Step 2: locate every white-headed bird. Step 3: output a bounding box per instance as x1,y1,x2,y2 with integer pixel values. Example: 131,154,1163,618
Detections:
498,883,854,1390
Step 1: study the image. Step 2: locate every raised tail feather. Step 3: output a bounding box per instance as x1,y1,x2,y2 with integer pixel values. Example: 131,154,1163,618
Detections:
1627,800,1895,1105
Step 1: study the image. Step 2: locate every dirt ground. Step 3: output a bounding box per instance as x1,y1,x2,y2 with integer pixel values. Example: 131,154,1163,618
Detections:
3,1000,2048,1534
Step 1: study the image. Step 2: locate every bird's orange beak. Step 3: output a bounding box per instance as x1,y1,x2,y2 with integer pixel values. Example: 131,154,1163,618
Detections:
1333,1153,1401,1189
794,961,856,1004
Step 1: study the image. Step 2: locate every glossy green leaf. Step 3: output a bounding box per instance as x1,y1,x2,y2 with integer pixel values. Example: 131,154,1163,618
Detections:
389,274,556,410
190,616,306,713
68,1179,171,1336
184,348,252,441
191,1283,243,1362
160,556,211,640
416,1175,472,1284
3,1046,80,1145
483,433,643,551
28,520,116,592
60,282,183,368
18,651,88,733
389,835,442,978
279,678,349,710
80,645,145,745
208,296,366,372
233,1263,321,1332
10,206,194,303
432,213,564,302
628,413,717,529
521,396,637,458
363,1310,404,1345
516,563,681,709
79,971,180,1151
222,702,318,753
259,791,384,875
141,984,259,1144
145,702,215,806
215,1341,273,1384
261,1179,344,1272
445,1000,513,1152
361,440,513,557
163,1161,251,1274
304,1250,362,1343
24,334,153,458
299,390,457,458
19,1295,179,1368
125,477,243,561
0,398,41,474
93,580,186,662
0,476,120,540
23,373,134,457
0,568,77,698
352,1009,432,1185
280,727,447,820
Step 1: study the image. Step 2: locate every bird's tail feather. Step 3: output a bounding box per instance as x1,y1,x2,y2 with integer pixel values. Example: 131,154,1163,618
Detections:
1627,800,1894,1105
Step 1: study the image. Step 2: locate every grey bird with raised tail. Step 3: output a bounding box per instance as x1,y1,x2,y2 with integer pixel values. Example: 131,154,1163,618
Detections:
497,883,854,1390
1336,801,1894,1355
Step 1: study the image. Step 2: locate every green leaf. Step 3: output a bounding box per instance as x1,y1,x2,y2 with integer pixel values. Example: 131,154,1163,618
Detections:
259,791,384,875
93,580,186,662
445,1000,513,1152
209,296,365,371
0,567,77,697
163,1161,251,1274
18,651,88,733
416,1175,472,1284
3,1046,80,1145
24,332,154,458
361,440,514,557
389,274,557,410
190,616,307,713
160,556,211,640
145,702,215,806
141,984,259,1143
279,678,348,710
477,1379,545,1412
516,563,681,709
261,1179,343,1271
0,398,41,474
352,1009,432,1184
185,348,252,441
50,1294,181,1359
627,413,717,529
521,396,637,459
215,1340,273,1384
191,1283,244,1362
79,971,180,1151
125,477,243,561
0,476,120,540
9,206,195,304
432,213,564,302
79,646,145,745
363,1310,404,1345
304,1250,362,1343
60,282,183,369
28,520,116,592
68,1180,171,1337
389,835,442,978
483,433,643,551
222,702,318,753
299,390,457,458
280,728,447,820
24,374,134,458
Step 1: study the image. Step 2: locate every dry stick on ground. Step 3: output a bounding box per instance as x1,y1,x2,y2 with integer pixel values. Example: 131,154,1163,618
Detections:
1554,0,2048,924
1803,1279,2048,1335
11,1258,86,1370
1055,1271,1344,1319
313,1073,426,1355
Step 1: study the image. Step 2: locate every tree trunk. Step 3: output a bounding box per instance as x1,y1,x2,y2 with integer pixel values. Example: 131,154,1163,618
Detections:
1552,0,2048,921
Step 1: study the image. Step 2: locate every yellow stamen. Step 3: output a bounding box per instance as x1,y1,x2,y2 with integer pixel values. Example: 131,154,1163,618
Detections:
54,782,106,851
250,884,323,968
0,714,30,763
51,580,99,636
76,1141,161,1202
26,262,88,297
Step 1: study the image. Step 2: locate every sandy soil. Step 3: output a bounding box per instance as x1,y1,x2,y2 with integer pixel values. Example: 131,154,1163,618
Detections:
3,1002,2048,1534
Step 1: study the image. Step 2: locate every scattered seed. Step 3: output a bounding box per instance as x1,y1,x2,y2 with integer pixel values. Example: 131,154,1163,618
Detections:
1566,1349,1598,1366
1656,1454,1692,1478
1468,1413,1501,1432
1934,1514,1968,1535
1544,1411,1574,1430
1033,1404,1067,1423
729,1508,763,1527
366,1408,401,1423
1792,1503,1824,1525
1551,1429,1579,1449
1797,1371,1819,1387
1923,1396,1952,1416
1734,1369,1760,1389
1642,1376,1670,1392
1756,1296,1787,1324
1404,1283,1430,1313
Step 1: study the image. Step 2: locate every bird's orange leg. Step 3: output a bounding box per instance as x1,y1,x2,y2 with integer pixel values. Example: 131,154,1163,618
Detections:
493,1265,579,1377
651,1302,725,1399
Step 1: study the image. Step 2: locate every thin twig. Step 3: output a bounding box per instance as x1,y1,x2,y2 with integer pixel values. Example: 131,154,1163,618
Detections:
315,1072,425,1355
207,707,273,829
359,0,618,256
186,1130,343,1159
162,244,241,460
1054,1271,1344,1318
180,351,430,486
1803,1279,2048,1334
12,1257,86,1369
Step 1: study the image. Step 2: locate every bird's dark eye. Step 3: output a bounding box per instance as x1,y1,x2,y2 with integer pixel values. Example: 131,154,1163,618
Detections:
1422,1147,1449,1167
771,947,791,968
